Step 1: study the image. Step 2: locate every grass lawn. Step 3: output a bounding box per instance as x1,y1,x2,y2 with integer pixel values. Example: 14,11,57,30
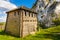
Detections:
0,31,20,40
0,25,60,40
0,22,5,25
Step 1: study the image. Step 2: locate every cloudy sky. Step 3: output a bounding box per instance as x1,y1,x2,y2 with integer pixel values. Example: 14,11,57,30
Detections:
1,0,60,22
0,0,36,22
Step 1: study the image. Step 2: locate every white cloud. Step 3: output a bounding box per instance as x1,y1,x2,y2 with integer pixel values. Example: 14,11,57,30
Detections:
0,16,7,22
0,18,2,19
0,0,17,10
0,0,10,1
0,0,17,22
4,0,10,2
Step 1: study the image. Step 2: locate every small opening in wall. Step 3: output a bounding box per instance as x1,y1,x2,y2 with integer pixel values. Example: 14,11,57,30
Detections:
15,20,17,22
25,11,27,16
14,12,16,16
30,20,32,22
29,13,30,17
31,13,33,17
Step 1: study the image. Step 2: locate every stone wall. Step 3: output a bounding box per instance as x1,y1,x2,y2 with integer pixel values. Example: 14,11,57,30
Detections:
5,7,37,37
22,10,37,37
5,10,20,36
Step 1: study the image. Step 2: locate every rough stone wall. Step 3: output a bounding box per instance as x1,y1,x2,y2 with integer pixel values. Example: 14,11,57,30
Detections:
5,9,37,37
22,10,37,37
19,10,23,37
5,11,20,36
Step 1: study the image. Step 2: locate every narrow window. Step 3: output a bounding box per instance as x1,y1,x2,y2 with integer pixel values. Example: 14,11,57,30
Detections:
32,13,33,17
14,12,16,16
25,11,27,16
25,20,29,22
29,13,30,17
30,20,32,22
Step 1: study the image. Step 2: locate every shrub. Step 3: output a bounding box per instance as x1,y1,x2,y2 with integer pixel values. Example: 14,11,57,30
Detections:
52,18,60,26
0,22,5,25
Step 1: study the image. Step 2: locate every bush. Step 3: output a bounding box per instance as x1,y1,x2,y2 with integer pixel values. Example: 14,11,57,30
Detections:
0,22,5,25
0,23,3,25
52,18,60,26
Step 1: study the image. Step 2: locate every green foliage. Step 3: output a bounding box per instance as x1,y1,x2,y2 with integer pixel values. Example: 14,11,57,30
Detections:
38,21,45,28
52,18,60,26
0,22,5,25
0,30,20,40
37,22,41,31
0,25,60,40
46,25,60,33
21,25,60,40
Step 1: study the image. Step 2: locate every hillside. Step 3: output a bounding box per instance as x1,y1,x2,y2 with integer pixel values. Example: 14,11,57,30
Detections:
20,25,60,40
0,25,60,40
0,22,5,30
0,22,5,25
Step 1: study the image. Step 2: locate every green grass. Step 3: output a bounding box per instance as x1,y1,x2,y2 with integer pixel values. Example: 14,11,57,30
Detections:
0,22,5,25
0,25,60,40
0,31,20,40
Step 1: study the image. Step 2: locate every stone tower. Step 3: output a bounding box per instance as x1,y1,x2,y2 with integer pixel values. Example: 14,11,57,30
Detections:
5,6,37,37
